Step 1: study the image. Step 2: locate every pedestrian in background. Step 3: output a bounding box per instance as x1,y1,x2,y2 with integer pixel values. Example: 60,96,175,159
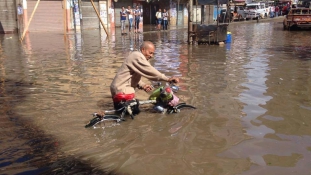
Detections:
162,9,168,30
126,6,133,33
120,6,127,35
134,5,141,33
270,6,275,18
17,3,23,15
155,9,162,31
275,5,279,17
282,5,287,15
154,6,158,26
286,2,290,15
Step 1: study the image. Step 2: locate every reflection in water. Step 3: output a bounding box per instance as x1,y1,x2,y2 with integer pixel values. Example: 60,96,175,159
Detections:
218,21,311,174
240,49,273,138
1,20,311,174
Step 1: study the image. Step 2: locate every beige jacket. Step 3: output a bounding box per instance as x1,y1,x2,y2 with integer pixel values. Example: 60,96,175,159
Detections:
110,51,169,97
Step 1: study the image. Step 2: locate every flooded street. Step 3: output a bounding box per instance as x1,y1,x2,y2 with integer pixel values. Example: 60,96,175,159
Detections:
1,19,311,175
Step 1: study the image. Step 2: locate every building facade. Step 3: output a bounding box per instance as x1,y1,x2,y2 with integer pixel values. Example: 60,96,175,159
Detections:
0,0,190,34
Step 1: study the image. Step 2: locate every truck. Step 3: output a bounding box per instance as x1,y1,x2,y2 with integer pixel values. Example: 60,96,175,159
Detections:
232,6,247,20
283,8,311,30
218,6,246,22
244,2,268,20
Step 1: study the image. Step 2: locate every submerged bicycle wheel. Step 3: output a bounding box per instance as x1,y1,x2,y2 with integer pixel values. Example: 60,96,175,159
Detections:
166,103,196,114
85,114,121,128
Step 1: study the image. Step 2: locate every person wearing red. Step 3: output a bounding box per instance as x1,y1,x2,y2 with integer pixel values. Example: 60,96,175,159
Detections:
282,5,287,15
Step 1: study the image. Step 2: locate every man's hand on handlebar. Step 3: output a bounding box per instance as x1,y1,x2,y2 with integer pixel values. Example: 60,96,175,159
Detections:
143,84,153,92
168,77,179,84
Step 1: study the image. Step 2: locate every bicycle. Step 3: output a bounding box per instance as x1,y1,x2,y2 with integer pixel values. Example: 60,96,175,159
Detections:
85,82,196,128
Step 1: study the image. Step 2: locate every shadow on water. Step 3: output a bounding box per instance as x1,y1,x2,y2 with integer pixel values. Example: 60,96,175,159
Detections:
288,26,311,31
0,79,119,175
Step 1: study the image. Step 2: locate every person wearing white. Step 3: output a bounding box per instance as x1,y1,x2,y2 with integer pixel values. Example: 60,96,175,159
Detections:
155,9,162,30
126,6,133,32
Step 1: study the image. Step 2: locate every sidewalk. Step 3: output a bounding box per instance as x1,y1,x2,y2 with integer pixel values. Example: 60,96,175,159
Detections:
141,24,187,34
110,24,187,35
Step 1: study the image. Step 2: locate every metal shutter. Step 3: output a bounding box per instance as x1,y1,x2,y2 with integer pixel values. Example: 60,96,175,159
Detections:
80,0,100,30
0,0,17,33
27,1,63,32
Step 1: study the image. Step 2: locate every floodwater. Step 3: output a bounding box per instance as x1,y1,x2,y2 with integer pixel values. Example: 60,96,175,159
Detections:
1,19,311,175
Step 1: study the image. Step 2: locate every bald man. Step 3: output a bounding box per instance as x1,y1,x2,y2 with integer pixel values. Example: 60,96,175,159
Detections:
110,41,179,109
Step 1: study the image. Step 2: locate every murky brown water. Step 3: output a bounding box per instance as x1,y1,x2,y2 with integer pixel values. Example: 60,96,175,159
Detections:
1,19,311,175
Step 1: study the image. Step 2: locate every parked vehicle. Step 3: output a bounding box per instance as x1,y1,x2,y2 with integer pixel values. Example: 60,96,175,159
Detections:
218,8,234,22
283,7,311,30
244,2,268,20
218,6,246,22
232,6,247,20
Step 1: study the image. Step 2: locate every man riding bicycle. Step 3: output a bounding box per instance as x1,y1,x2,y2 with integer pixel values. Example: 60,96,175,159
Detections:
110,41,179,110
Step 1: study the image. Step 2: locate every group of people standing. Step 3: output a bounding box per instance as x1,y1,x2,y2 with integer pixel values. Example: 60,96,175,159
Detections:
269,5,279,18
120,5,141,35
270,3,294,17
155,9,169,30
120,6,169,34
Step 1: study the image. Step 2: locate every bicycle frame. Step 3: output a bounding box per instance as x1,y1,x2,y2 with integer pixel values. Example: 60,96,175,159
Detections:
85,83,196,128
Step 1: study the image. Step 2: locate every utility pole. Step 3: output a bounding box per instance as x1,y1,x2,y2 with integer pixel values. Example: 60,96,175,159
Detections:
177,0,179,26
188,0,193,44
90,0,109,38
21,0,40,41
63,0,67,36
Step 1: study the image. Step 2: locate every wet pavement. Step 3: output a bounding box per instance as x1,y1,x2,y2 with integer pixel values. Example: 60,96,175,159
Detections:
1,18,311,175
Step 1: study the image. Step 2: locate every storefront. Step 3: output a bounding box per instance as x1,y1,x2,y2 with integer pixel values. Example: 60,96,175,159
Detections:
112,0,180,26
0,0,111,34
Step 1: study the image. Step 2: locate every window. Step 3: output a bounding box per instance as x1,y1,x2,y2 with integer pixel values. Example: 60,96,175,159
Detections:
246,5,257,10
302,9,308,14
294,10,300,14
